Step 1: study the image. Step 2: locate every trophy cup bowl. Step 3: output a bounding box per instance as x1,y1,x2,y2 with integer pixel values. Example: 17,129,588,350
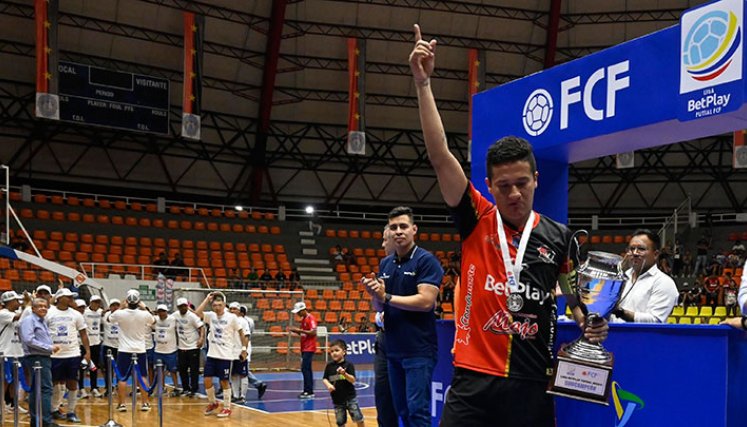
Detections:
548,250,627,405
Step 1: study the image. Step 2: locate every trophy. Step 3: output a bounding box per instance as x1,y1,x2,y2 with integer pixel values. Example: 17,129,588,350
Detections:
548,231,627,405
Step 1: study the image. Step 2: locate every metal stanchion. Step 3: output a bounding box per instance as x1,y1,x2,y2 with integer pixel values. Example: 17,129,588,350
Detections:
0,354,5,426
12,359,20,427
99,350,121,427
33,362,42,427
131,354,137,427
156,360,163,427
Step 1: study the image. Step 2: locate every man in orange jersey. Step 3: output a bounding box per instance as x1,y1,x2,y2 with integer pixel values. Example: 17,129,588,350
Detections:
409,24,608,427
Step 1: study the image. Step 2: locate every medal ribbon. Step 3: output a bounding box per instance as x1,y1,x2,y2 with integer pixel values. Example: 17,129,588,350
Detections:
495,210,535,292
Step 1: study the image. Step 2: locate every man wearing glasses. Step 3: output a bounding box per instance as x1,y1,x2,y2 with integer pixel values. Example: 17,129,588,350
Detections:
612,229,678,323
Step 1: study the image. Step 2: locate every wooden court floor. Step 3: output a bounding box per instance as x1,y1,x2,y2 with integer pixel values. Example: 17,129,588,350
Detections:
3,370,380,427
3,396,379,427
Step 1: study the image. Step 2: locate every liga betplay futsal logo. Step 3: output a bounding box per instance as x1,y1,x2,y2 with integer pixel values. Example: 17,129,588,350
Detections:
680,0,743,94
611,381,644,427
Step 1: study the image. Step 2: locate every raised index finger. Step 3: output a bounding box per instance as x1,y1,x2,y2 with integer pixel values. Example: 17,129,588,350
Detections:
413,24,422,41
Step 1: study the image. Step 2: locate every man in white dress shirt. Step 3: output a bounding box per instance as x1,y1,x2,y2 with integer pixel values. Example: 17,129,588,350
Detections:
611,230,678,323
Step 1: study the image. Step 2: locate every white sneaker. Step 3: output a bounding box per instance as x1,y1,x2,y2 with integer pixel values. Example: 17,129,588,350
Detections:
92,389,103,398
79,389,90,399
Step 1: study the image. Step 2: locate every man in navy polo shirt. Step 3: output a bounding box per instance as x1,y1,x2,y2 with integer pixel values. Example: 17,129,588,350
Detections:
364,206,443,427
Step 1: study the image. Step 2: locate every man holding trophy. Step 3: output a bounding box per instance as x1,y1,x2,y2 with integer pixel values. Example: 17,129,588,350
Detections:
409,24,608,427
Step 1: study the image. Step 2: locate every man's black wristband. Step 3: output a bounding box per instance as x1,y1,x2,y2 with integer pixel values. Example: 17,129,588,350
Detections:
741,315,747,330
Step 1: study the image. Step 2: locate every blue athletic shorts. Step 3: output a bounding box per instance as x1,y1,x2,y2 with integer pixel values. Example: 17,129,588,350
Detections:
203,357,231,381
154,351,178,372
52,356,81,382
115,352,147,381
231,359,248,377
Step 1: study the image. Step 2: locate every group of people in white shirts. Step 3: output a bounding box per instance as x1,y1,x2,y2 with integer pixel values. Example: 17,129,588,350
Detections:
1,285,265,422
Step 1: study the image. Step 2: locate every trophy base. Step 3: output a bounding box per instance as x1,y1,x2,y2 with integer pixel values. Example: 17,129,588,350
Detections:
100,420,123,427
547,350,614,405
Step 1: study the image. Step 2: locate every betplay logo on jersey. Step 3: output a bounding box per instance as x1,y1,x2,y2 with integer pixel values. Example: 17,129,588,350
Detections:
679,0,744,120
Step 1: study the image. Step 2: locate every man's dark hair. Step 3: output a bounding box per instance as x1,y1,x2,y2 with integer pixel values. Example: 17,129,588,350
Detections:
631,229,661,251
329,339,347,352
486,136,537,180
388,206,414,222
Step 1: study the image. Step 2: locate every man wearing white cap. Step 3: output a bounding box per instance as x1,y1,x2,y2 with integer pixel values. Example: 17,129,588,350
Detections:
109,290,154,412
288,301,317,399
101,299,120,397
21,284,53,320
0,291,27,413
83,296,103,398
47,288,90,424
173,297,205,398
153,304,180,396
73,299,89,399
195,292,248,418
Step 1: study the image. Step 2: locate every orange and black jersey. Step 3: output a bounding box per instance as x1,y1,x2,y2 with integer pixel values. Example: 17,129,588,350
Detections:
450,183,571,383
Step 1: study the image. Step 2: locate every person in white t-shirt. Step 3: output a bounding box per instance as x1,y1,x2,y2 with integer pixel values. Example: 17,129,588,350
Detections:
195,293,248,418
153,304,180,396
46,288,90,424
144,316,156,384
109,290,155,413
228,302,250,403
0,291,27,412
101,299,120,397
173,297,205,398
240,306,267,398
83,295,103,397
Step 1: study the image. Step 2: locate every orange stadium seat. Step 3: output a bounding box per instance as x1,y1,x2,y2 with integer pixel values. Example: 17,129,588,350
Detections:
349,230,360,239
52,211,65,221
325,229,336,238
114,201,127,210
125,217,137,226
138,218,151,227
131,202,143,211
245,225,256,233
265,212,275,221
324,312,338,324
99,199,111,209
219,223,231,232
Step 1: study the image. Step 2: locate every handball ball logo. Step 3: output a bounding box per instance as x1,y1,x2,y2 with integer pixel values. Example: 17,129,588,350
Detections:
683,10,741,81
522,89,553,136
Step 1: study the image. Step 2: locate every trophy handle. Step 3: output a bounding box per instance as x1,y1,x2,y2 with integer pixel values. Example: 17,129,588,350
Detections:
562,230,590,316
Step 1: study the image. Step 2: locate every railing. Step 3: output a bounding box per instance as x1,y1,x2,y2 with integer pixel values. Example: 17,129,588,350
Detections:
78,263,210,285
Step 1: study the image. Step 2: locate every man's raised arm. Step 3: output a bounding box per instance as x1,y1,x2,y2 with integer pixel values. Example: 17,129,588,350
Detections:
409,24,468,207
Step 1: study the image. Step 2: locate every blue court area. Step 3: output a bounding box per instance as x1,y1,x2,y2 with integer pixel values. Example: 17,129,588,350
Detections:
234,370,376,413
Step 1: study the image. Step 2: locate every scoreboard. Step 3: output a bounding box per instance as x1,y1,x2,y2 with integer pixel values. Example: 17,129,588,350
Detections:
57,61,170,134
